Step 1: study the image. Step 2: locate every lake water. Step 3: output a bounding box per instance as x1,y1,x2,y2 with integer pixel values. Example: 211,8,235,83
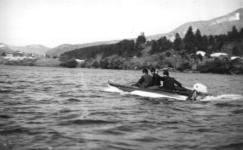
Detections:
0,65,243,150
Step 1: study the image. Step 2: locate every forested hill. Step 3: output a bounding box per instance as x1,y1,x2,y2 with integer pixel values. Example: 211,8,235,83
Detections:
54,8,243,58
59,26,243,74
60,26,243,61
46,40,118,57
59,39,137,62
58,7,243,74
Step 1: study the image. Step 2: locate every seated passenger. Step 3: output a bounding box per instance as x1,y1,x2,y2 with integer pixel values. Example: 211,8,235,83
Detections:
149,68,163,89
161,70,182,90
133,68,152,88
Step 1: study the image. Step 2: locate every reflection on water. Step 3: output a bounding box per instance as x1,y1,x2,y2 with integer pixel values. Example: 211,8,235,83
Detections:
0,65,243,150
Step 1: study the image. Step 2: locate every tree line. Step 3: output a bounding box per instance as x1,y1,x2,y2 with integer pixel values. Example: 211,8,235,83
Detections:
60,33,146,61
150,26,243,56
60,25,243,62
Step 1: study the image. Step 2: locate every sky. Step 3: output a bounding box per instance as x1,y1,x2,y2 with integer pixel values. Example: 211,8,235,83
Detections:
0,0,243,47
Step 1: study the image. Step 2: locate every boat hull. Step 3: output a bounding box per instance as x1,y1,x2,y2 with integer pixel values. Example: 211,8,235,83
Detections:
108,81,194,100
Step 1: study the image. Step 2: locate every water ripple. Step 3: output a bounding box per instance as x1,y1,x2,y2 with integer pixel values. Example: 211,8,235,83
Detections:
0,66,243,150
59,119,119,126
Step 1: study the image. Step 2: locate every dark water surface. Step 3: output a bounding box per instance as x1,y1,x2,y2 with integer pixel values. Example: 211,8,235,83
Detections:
0,65,243,150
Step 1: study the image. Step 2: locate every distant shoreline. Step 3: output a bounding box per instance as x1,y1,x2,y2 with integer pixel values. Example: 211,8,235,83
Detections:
1,61,243,76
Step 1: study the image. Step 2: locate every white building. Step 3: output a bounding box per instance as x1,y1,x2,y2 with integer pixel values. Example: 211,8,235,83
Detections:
196,51,206,57
210,52,228,58
230,56,241,60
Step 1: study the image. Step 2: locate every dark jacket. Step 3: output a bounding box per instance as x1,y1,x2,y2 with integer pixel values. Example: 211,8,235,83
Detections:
135,74,152,88
161,76,182,90
151,73,163,86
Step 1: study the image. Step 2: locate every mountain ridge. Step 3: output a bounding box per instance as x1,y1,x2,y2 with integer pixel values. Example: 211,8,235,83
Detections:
54,7,243,56
46,40,118,57
10,44,50,56
148,8,243,41
2,7,243,57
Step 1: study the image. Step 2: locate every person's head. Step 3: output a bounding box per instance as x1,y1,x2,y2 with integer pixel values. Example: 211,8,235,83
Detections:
163,70,169,76
142,68,148,74
150,68,156,74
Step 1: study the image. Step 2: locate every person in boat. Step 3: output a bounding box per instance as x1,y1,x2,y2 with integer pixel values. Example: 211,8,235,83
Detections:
149,68,164,89
133,68,152,88
161,70,199,100
160,70,182,91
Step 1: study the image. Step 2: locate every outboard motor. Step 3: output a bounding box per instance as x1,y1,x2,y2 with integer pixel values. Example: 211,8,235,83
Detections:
193,83,208,93
187,83,208,101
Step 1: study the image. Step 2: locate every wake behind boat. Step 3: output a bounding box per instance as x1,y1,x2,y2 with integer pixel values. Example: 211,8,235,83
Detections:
107,81,208,101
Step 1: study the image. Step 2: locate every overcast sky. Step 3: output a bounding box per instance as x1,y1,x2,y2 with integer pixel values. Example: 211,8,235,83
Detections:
0,0,242,47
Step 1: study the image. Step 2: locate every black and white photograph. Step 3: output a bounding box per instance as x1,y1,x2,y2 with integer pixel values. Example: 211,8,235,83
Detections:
0,0,243,149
